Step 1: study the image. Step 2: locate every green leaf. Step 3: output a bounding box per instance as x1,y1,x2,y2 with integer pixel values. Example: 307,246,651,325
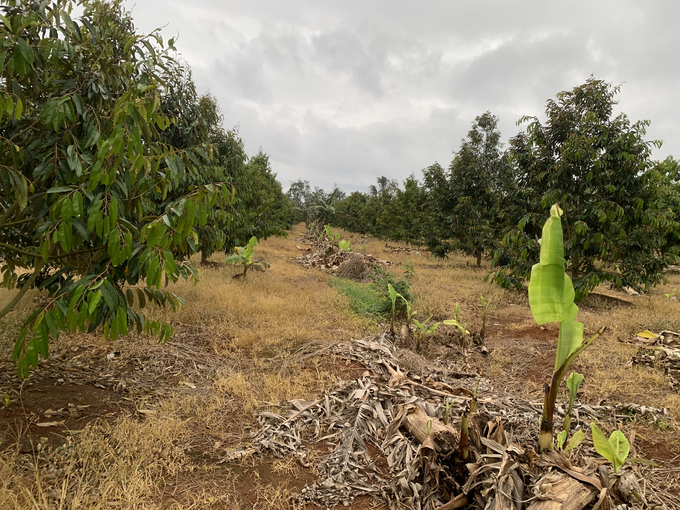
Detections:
101,284,115,310
108,229,121,265
16,37,34,65
564,429,584,453
14,98,22,120
26,338,38,368
148,256,160,287
61,197,74,223
88,289,102,314
442,319,469,335
590,423,615,466
555,320,584,370
45,311,60,339
137,288,146,309
163,250,177,279
35,325,49,359
556,430,567,449
72,191,83,216
528,205,579,325
608,431,630,473
566,372,584,397
388,283,398,309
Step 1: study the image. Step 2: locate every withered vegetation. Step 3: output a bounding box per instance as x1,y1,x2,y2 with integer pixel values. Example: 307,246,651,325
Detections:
1,224,679,509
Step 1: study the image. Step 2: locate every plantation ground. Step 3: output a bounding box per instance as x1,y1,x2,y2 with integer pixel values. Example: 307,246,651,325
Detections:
1,224,679,509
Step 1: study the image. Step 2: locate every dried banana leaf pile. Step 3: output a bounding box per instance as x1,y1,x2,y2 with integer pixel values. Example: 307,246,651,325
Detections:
622,331,680,391
249,336,672,510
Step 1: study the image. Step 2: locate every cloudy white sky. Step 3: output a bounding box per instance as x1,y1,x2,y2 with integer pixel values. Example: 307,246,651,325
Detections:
124,0,680,193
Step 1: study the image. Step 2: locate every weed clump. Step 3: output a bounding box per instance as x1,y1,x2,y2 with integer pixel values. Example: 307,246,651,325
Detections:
367,263,414,318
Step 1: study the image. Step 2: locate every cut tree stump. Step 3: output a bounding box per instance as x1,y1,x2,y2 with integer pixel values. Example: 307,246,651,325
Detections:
400,404,459,452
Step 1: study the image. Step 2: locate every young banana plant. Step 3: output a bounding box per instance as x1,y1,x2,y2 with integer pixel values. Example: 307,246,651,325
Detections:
225,237,270,279
528,205,605,452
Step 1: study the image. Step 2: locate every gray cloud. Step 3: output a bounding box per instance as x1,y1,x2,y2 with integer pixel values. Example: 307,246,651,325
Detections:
124,0,680,192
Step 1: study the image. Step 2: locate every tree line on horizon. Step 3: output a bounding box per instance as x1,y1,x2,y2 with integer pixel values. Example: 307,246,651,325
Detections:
288,78,680,302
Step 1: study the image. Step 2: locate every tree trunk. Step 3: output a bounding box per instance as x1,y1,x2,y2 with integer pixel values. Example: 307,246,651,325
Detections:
475,250,482,267
571,253,580,281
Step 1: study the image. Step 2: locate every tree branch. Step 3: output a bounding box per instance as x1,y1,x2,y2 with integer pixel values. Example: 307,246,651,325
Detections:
0,242,38,258
0,259,45,321
0,201,19,229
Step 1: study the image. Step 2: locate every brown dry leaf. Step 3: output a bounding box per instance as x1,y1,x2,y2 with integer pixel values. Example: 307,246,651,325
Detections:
36,421,65,427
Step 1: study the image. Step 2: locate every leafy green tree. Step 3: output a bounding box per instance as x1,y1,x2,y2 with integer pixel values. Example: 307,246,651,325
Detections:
156,64,237,263
490,78,678,300
388,175,428,244
236,150,296,243
333,191,371,233
157,64,294,263
423,113,508,265
0,0,230,376
651,156,680,254
286,179,311,223
421,162,455,257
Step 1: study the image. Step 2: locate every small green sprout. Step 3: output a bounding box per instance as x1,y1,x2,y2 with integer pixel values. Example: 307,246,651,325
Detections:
460,411,469,460
412,315,440,352
558,428,584,453
564,372,584,434
444,398,453,425
590,423,630,473
470,381,479,414
324,225,342,244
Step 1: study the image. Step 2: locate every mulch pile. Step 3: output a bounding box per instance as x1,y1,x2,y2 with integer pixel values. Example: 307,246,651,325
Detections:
384,243,425,256
623,330,680,391
295,233,390,279
228,335,675,510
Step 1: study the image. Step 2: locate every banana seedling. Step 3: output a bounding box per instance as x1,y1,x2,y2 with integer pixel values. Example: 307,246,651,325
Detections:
225,237,270,279
528,205,605,451
412,316,440,352
590,423,630,473
557,428,585,453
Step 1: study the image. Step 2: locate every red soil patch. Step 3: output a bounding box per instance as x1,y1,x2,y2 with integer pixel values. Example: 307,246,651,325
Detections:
0,380,130,452
513,326,559,342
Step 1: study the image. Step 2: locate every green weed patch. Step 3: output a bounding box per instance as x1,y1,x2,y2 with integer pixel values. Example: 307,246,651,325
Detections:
330,278,385,319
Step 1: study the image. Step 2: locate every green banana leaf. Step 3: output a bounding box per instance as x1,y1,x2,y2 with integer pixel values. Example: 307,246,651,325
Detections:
528,204,579,324
528,205,584,370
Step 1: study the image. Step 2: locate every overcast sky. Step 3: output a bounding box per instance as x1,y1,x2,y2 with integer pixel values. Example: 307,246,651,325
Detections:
123,0,680,193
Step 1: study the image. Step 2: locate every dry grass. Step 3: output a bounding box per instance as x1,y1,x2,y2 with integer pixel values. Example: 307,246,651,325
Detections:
171,227,375,358
1,225,679,508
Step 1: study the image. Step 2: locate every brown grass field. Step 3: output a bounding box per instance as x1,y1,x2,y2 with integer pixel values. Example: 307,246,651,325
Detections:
1,223,679,509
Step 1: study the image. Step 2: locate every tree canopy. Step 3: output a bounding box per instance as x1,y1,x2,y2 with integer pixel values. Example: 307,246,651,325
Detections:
490,78,677,299
0,0,292,376
327,78,679,301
